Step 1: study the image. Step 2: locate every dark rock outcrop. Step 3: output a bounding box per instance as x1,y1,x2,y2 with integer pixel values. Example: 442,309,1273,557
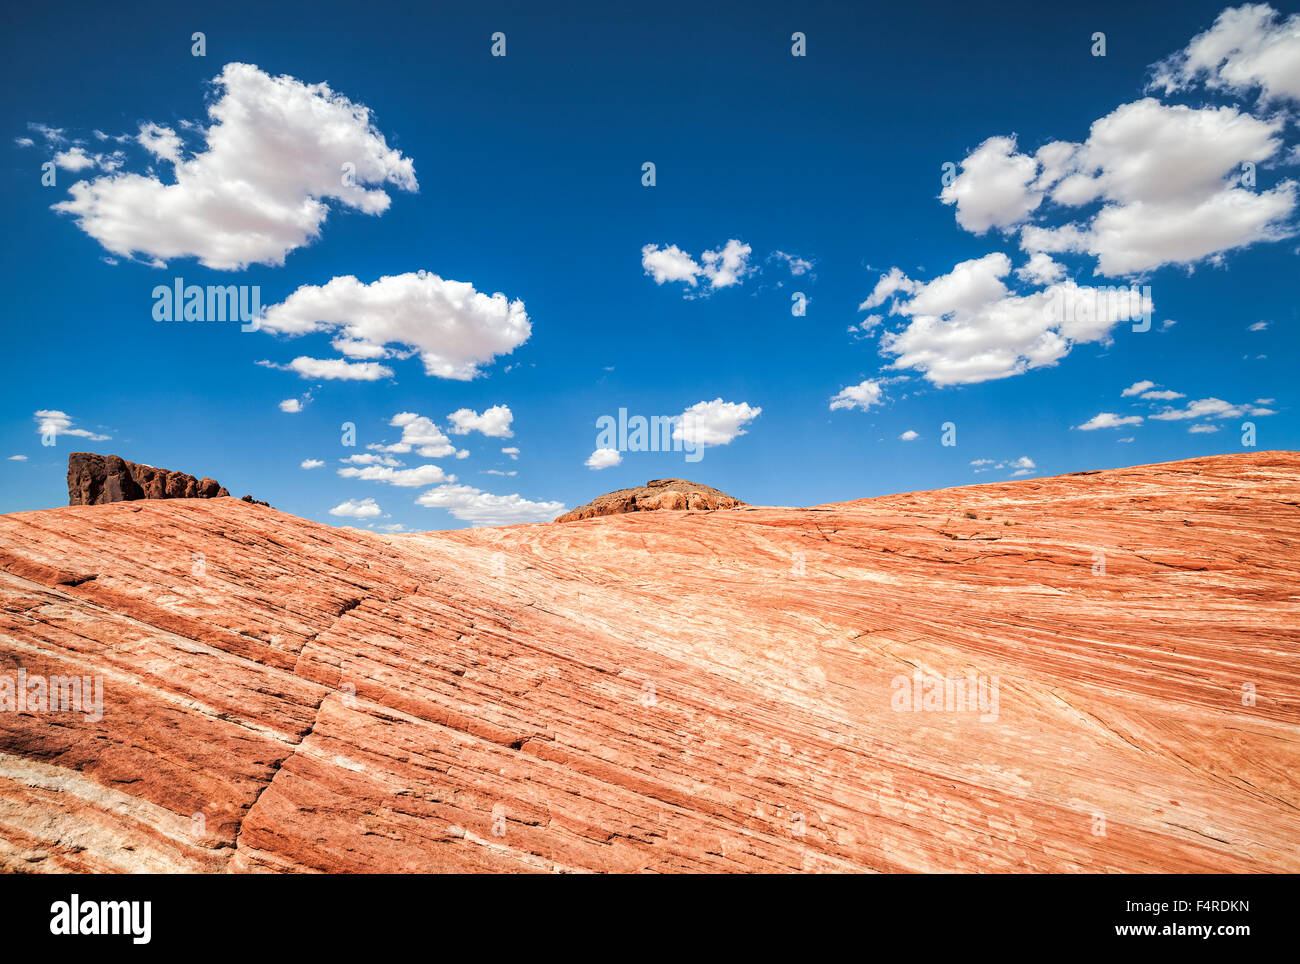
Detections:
67,452,231,506
556,478,745,523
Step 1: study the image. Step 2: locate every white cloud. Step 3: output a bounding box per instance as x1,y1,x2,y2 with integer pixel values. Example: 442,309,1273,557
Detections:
279,398,303,413
1076,412,1145,430
972,455,1036,474
830,379,887,412
1015,252,1066,285
259,356,393,381
940,135,1047,233
641,244,702,285
673,398,761,446
1189,424,1221,433
869,254,1151,386
300,459,325,469
700,239,752,288
53,147,97,171
52,63,417,269
585,447,622,469
1141,389,1185,400
447,405,514,438
1020,99,1295,276
1148,397,1275,420
136,122,183,163
858,267,919,311
258,272,530,381
8,455,28,461
848,315,883,339
642,240,752,292
341,453,401,467
338,463,455,487
1151,4,1300,104
1122,380,1157,397
1118,436,1136,443
415,484,564,525
381,413,459,458
330,497,383,519
770,250,813,275
1249,320,1270,331
899,430,919,441
33,410,109,441
501,446,519,460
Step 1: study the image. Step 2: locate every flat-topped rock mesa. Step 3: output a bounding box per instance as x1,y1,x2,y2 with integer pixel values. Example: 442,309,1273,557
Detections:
555,478,745,523
66,452,266,507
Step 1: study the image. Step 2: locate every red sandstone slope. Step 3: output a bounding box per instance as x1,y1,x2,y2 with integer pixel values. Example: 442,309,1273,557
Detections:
0,451,1297,873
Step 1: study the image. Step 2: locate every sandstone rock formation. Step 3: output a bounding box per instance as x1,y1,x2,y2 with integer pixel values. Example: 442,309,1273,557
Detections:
556,478,745,523
2,451,1298,873
65,452,266,507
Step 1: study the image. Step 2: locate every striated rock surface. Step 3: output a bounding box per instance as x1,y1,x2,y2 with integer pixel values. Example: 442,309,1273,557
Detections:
1,451,1298,873
556,478,745,523
67,453,231,506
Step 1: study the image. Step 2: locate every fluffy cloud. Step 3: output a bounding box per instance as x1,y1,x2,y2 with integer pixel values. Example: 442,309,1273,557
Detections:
858,267,919,311
33,410,109,441
642,240,752,292
1189,423,1221,433
53,147,97,171
258,272,530,381
415,484,564,525
375,413,462,458
1015,252,1066,285
769,250,813,275
971,455,1036,474
1021,99,1295,276
869,253,1151,386
830,379,887,411
1076,412,1145,430
501,446,519,460
940,136,1050,233
8,455,29,461
1151,4,1300,103
330,497,383,519
338,463,455,487
700,239,753,288
259,356,394,381
585,447,622,469
899,430,919,441
1121,380,1157,397
938,8,1300,279
52,63,417,269
279,398,303,413
300,459,324,469
136,122,183,163
672,398,761,446
641,244,701,285
341,453,401,467
447,405,513,438
1148,397,1275,420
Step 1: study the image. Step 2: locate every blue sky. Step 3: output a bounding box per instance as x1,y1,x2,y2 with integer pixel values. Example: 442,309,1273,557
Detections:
2,0,1297,529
